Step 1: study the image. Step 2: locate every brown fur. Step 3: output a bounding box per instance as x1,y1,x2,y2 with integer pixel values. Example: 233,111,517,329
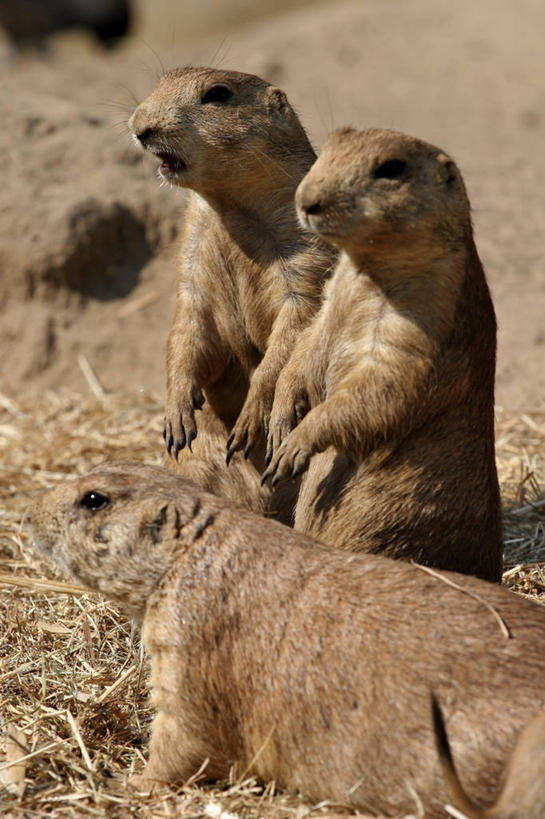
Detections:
263,127,502,581
128,68,335,520
433,696,545,818
30,461,545,817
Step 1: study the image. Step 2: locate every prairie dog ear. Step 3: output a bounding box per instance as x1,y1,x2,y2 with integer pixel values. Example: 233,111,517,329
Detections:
266,86,290,114
139,501,181,545
436,153,457,184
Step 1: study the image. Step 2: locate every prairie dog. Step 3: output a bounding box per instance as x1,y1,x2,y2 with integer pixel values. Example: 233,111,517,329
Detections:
30,461,544,817
263,127,502,581
129,68,335,520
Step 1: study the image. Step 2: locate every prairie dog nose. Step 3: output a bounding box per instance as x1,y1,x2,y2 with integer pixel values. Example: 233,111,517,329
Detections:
300,198,323,215
295,178,326,216
128,106,154,144
134,126,153,144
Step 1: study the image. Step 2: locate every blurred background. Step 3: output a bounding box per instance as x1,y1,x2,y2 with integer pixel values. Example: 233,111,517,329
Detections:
0,0,544,410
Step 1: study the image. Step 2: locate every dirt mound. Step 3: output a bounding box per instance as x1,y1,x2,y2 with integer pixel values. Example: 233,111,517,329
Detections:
0,82,182,394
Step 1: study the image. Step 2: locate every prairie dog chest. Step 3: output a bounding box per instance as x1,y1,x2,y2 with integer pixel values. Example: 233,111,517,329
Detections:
227,243,287,351
180,200,285,361
318,261,397,390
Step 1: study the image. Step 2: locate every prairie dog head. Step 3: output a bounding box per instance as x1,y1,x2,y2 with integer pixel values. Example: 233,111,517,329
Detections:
128,66,312,196
295,127,472,259
29,461,222,620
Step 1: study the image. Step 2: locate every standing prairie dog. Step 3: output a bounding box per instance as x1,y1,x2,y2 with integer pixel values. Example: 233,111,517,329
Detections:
30,461,545,817
263,127,502,581
128,68,335,519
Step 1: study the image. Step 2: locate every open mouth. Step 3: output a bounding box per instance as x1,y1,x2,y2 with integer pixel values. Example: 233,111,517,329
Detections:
156,151,187,175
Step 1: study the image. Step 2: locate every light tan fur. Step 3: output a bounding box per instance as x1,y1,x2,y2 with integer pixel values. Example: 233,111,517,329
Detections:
433,696,545,818
128,68,335,521
263,127,502,581
30,461,545,817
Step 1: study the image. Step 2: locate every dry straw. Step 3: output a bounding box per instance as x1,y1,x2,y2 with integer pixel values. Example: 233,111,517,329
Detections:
1,390,544,817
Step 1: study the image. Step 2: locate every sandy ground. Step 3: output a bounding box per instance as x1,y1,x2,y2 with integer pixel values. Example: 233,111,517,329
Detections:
0,0,543,409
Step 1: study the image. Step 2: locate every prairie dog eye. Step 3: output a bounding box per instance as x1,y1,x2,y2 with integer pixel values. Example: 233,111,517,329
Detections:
201,85,233,104
79,491,110,511
373,159,407,179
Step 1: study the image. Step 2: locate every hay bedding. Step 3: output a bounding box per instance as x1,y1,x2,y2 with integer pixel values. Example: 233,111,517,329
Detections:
0,390,544,818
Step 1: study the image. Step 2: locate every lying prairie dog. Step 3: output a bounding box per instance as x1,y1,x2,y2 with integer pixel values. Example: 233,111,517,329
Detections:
129,67,335,521
30,461,545,817
263,127,502,581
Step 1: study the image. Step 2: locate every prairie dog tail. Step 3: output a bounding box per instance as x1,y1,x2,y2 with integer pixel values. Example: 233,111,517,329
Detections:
432,695,545,819
490,707,545,819
431,695,483,819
